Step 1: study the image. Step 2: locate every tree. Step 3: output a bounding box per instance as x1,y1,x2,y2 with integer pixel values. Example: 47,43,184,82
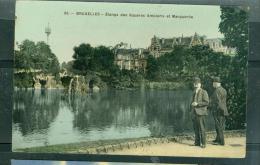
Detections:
14,40,60,88
35,41,60,74
72,43,117,76
146,55,159,80
93,46,115,74
14,50,29,69
15,40,36,69
218,7,248,129
219,7,248,66
156,46,186,81
15,40,60,74
72,43,94,73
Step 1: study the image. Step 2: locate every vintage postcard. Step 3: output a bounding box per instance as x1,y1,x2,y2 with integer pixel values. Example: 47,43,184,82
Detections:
14,0,247,157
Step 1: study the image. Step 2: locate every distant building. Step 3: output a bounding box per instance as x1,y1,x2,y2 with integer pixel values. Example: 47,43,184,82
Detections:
114,33,236,72
204,38,236,55
149,33,205,58
114,48,149,71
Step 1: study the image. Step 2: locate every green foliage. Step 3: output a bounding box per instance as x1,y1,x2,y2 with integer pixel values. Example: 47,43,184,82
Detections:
144,41,245,129
146,55,159,80
14,72,34,88
157,45,186,80
154,44,232,84
71,43,146,88
15,40,60,75
72,44,115,75
93,46,115,73
14,50,30,69
61,61,81,75
14,40,60,88
219,7,248,65
110,69,144,89
218,7,248,130
72,43,94,72
60,76,72,88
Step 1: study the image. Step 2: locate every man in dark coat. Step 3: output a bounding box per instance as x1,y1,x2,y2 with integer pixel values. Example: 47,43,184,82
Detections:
191,77,209,148
210,76,229,145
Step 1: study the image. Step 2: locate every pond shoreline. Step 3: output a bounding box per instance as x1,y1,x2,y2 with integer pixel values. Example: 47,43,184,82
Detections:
15,130,245,153
14,80,190,91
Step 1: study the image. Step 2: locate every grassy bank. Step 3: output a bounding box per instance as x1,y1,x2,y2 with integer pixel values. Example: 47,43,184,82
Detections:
15,130,245,153
15,137,150,153
112,81,189,90
145,81,189,90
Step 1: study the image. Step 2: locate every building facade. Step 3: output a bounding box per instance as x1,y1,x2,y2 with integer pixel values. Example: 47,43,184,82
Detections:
114,48,149,72
149,33,205,58
114,33,236,71
204,38,236,55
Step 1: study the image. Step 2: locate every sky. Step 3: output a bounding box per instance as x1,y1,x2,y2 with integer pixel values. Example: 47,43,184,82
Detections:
15,1,223,63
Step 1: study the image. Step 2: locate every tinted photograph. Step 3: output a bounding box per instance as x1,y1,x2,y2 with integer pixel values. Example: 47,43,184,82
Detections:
14,0,248,157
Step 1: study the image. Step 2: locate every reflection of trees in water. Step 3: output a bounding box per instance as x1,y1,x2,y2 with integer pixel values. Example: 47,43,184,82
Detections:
13,90,60,135
69,90,147,132
69,89,196,136
13,89,213,139
69,92,115,131
109,90,147,128
145,90,194,137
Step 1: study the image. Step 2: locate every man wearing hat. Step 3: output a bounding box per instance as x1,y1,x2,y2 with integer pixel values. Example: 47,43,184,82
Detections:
210,76,229,145
191,77,209,148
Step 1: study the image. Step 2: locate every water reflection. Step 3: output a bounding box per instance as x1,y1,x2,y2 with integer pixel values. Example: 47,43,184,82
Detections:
13,89,215,149
145,90,193,137
13,89,60,136
69,93,115,131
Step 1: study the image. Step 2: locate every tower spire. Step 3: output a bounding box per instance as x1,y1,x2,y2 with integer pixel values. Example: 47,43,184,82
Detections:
45,23,51,45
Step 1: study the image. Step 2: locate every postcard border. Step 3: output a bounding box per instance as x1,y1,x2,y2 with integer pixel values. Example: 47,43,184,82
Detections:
1,0,260,164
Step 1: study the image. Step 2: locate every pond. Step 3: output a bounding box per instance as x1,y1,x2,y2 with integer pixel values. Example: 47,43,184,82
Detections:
12,89,215,149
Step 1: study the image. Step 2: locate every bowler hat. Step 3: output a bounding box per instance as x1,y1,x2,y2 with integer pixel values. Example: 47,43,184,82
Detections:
193,77,201,83
213,76,221,83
